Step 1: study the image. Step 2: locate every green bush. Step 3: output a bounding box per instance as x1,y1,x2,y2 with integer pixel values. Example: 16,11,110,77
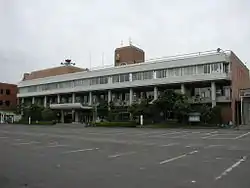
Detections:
95,121,136,127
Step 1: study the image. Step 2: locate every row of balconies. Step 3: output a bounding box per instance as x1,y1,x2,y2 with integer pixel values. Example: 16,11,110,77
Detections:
22,95,231,108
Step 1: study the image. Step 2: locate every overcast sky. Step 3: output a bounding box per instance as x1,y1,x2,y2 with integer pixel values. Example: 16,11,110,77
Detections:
0,0,250,84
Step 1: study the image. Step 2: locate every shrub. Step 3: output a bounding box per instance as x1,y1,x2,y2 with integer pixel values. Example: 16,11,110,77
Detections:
95,121,136,127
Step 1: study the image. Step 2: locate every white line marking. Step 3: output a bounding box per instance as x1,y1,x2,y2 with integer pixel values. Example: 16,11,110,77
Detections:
159,150,198,164
204,145,224,149
47,144,69,148
108,151,136,158
234,132,250,139
14,139,23,141
202,134,218,139
160,143,178,147
204,131,218,135
62,148,99,154
13,141,40,145
215,156,247,180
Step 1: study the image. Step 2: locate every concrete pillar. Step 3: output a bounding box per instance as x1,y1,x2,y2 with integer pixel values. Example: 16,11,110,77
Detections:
32,97,35,104
153,71,157,79
60,110,64,123
89,92,92,106
108,90,112,103
75,111,79,122
129,88,133,105
154,86,158,100
57,94,60,104
211,82,216,107
129,73,132,82
72,93,75,103
44,96,47,108
181,84,186,95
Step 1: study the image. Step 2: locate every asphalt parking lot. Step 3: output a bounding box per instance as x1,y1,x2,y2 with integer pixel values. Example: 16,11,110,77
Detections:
1,124,250,188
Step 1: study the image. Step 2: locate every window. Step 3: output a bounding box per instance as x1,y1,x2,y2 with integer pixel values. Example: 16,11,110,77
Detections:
6,89,10,95
0,89,3,94
120,74,129,82
204,64,210,74
100,76,108,84
0,100,2,105
5,101,10,106
156,69,167,78
112,75,119,83
143,71,153,80
132,71,153,81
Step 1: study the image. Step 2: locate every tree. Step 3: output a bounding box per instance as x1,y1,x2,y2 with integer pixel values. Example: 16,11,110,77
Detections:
97,100,109,119
173,95,191,123
153,89,190,121
42,108,56,121
23,104,43,121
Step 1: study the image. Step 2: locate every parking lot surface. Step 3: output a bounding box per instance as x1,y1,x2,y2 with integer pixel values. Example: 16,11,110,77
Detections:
1,124,250,188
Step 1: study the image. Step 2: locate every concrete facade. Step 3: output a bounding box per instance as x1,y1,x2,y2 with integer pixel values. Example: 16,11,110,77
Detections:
17,50,250,124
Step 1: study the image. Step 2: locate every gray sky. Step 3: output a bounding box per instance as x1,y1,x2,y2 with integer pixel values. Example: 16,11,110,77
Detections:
0,0,250,84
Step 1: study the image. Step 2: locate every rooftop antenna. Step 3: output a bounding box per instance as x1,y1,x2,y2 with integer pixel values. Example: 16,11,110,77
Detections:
120,40,123,47
89,51,92,69
102,52,104,66
129,37,132,46
61,59,75,66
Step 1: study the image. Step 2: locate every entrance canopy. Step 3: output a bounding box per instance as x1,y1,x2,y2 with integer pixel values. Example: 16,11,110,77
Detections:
50,103,93,110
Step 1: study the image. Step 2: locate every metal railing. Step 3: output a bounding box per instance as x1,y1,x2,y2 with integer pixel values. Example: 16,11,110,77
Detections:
87,49,231,72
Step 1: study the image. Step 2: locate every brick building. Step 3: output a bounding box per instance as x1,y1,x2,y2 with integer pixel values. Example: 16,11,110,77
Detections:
0,82,17,111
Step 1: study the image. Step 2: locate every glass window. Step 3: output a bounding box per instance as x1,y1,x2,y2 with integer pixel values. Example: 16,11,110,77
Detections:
143,71,153,80
132,72,142,81
204,64,210,74
100,76,108,84
120,73,129,82
156,69,167,78
5,100,10,106
197,65,204,74
112,75,119,83
6,89,10,95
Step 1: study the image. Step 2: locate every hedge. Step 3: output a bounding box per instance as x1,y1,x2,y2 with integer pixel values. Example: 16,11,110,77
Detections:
95,121,136,127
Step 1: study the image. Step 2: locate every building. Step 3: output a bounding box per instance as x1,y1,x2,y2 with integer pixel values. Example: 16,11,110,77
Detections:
17,46,250,124
0,82,18,123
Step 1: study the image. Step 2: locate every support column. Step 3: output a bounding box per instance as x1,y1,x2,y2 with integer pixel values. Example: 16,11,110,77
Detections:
44,96,47,108
211,82,216,107
181,84,186,95
60,110,64,123
154,86,158,100
108,90,112,103
21,98,24,115
57,94,60,104
75,112,79,122
129,88,133,105
89,92,92,106
32,97,35,104
72,93,75,103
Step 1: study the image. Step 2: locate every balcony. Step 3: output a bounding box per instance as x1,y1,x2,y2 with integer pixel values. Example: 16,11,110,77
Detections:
189,97,212,104
216,95,231,102
50,103,92,110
